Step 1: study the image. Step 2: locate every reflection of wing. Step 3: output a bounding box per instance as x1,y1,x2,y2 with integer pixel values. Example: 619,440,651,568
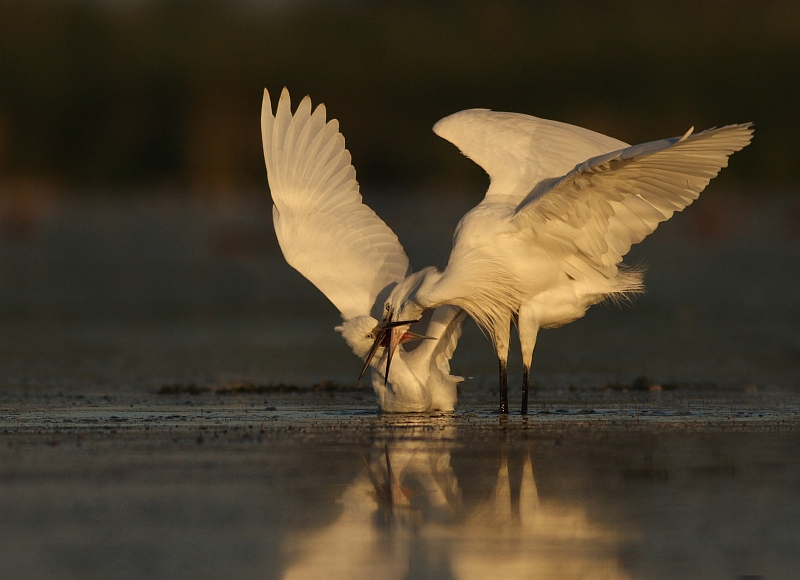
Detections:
433,109,628,203
262,89,410,320
285,437,631,580
513,124,754,284
406,305,466,376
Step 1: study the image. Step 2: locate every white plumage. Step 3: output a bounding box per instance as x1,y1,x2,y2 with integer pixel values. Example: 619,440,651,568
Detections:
261,88,465,412
385,108,753,413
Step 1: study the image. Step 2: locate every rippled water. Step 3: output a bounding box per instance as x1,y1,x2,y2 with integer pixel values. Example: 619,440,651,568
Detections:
0,400,798,580
1,190,799,579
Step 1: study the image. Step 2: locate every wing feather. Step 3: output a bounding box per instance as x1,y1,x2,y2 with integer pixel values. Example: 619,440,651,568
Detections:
513,124,753,285
433,109,629,203
432,306,467,377
404,306,466,377
262,89,410,320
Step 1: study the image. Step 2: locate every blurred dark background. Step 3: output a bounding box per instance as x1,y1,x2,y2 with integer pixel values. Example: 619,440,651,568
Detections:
0,0,797,194
1,0,799,392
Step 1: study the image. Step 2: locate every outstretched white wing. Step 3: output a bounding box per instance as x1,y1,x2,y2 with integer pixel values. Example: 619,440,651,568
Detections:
513,124,754,284
433,109,628,203
262,89,410,320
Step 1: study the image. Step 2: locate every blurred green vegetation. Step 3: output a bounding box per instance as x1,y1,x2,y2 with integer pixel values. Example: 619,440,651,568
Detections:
0,0,797,193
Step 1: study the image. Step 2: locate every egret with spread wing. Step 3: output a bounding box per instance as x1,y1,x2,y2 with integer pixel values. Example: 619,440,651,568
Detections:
378,109,752,414
261,88,466,413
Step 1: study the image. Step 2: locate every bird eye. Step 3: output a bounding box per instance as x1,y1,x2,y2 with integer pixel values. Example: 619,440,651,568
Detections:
385,304,391,311
367,333,374,340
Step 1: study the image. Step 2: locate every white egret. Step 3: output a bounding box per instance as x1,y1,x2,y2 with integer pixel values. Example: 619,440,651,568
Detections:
380,109,753,414
261,88,466,413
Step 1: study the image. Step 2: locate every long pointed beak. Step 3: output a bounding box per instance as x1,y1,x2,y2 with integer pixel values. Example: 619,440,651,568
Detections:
400,331,434,343
357,330,385,385
357,309,393,387
383,317,422,386
356,311,421,387
383,319,419,329
384,326,401,387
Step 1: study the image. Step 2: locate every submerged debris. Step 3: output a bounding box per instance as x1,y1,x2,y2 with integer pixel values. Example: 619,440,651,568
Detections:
216,382,300,395
158,384,210,395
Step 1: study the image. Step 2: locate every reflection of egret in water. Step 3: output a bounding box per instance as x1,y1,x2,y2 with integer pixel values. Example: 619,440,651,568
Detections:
282,419,629,579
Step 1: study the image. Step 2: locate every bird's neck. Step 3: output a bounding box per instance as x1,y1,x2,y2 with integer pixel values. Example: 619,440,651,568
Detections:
414,267,444,309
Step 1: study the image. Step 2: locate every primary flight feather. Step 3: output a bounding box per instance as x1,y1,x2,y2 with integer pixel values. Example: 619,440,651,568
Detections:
261,88,466,412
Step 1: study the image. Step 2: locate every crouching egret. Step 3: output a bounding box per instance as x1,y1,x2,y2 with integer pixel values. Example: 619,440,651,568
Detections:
377,108,753,414
261,88,466,412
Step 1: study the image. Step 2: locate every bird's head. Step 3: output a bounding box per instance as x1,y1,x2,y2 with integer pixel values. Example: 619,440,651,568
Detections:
335,316,382,359
336,314,425,363
353,268,443,387
384,267,439,321
347,279,438,387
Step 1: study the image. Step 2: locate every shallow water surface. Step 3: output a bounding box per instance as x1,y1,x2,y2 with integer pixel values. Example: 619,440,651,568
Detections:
0,394,798,580
1,191,799,578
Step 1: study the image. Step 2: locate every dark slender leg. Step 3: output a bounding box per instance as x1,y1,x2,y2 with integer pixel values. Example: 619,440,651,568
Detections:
499,358,508,414
521,365,529,415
